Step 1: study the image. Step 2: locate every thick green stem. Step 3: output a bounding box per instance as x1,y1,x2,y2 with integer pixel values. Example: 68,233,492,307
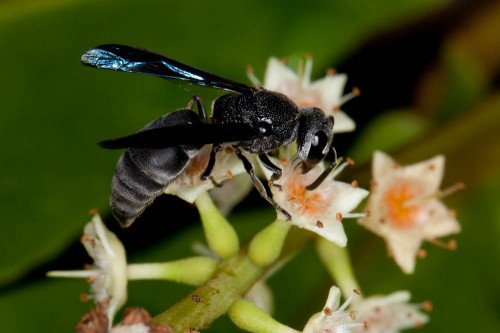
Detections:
153,228,314,332
153,252,263,331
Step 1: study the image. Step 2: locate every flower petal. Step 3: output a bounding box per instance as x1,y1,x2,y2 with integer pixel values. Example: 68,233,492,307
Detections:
303,220,348,247
386,230,422,274
309,74,348,111
263,57,299,94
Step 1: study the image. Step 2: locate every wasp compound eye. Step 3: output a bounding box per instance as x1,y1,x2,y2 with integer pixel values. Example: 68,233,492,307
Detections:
308,131,329,160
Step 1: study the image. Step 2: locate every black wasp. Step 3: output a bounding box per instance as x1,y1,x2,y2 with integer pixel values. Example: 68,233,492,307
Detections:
82,44,338,227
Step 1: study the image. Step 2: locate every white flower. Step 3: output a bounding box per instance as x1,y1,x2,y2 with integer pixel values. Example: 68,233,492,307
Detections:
303,286,363,333
351,291,429,333
164,145,245,203
270,157,369,247
48,214,127,325
250,56,357,133
358,151,462,273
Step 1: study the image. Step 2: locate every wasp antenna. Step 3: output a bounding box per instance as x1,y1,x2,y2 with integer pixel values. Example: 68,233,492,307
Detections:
305,148,339,191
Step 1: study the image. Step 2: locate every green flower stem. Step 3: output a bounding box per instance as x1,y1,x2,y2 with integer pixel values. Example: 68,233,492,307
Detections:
153,252,263,332
315,237,360,297
248,219,291,266
195,191,239,259
229,299,299,333
127,257,218,286
153,228,314,332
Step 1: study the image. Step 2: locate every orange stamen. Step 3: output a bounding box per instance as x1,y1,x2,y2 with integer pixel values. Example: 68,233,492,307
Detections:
245,65,254,74
80,234,88,243
417,248,427,259
80,293,89,302
323,307,332,316
326,68,337,75
422,300,433,312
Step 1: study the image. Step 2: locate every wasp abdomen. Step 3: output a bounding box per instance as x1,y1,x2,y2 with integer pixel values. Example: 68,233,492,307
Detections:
110,147,192,227
109,110,203,227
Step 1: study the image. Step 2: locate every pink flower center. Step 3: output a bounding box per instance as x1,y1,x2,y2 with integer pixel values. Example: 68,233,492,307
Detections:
285,172,329,216
383,182,422,229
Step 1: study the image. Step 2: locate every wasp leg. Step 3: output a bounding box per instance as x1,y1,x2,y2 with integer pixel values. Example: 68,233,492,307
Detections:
258,154,282,181
258,153,283,190
208,176,223,187
200,144,222,182
186,95,208,122
236,149,291,221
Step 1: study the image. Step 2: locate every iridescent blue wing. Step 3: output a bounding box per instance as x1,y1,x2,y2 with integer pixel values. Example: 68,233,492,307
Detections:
81,44,255,94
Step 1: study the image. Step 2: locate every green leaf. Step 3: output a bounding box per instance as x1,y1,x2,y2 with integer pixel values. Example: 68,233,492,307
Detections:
435,49,488,121
0,279,91,332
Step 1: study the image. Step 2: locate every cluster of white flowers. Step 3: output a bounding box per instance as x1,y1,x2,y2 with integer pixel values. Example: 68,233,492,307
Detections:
49,54,460,333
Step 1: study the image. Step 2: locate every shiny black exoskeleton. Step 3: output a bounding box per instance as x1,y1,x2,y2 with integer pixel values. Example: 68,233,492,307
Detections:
82,44,337,227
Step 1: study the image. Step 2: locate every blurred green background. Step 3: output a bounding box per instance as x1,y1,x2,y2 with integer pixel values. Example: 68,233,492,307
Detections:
0,0,499,332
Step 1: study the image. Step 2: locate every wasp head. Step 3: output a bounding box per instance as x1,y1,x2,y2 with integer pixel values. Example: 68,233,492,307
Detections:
296,107,334,173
